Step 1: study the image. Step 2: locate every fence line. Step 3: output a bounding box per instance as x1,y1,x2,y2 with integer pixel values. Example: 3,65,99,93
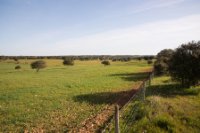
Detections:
101,70,154,133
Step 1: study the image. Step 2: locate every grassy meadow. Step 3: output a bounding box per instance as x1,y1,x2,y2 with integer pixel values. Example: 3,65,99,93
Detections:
110,76,200,133
0,59,151,132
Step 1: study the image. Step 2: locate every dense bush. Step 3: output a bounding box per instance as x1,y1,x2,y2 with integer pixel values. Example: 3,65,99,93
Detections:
63,58,74,65
101,60,110,66
169,41,200,87
154,49,174,75
31,60,46,72
15,65,21,70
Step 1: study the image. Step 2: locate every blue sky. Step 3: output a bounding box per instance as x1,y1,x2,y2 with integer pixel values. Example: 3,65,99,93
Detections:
1,0,200,55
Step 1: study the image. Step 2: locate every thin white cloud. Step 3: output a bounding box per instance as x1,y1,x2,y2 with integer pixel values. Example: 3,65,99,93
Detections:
52,14,200,55
98,0,186,22
130,0,185,14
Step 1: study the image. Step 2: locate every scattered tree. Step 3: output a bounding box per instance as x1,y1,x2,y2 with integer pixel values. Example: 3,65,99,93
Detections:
101,60,110,66
31,60,46,72
169,41,200,87
63,58,74,66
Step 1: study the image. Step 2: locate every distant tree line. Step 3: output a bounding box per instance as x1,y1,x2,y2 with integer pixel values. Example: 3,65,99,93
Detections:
4,55,155,72
154,41,200,87
0,55,155,62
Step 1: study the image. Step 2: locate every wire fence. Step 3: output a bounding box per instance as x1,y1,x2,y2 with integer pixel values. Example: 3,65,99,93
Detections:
101,71,154,133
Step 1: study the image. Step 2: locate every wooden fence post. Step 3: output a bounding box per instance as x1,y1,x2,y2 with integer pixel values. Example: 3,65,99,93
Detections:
115,105,120,133
149,74,151,86
143,82,146,101
152,71,154,79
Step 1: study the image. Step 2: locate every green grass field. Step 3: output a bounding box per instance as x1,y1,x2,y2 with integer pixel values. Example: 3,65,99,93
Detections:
0,59,151,132
111,76,200,133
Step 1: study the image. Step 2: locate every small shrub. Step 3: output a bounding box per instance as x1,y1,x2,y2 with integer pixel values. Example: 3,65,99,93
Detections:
101,60,110,66
15,65,21,70
137,57,142,61
147,60,153,64
63,59,74,65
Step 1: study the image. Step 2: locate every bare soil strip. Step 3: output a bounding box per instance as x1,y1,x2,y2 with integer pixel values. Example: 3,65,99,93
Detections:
69,83,141,133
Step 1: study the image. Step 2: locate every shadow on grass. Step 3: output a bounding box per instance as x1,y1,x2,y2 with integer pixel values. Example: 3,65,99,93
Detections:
109,72,149,82
73,89,138,106
146,84,200,97
73,72,150,105
73,91,126,105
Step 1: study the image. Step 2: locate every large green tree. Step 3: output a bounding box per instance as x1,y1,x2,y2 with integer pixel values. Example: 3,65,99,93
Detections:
169,41,200,87
154,49,174,75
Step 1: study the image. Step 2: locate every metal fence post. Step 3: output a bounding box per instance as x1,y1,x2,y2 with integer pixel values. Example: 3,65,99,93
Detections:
115,105,120,133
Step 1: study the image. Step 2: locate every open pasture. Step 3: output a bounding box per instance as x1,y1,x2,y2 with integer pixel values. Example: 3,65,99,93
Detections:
0,59,151,132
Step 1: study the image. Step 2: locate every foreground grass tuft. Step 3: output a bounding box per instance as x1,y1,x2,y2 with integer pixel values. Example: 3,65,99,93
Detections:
154,115,175,133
